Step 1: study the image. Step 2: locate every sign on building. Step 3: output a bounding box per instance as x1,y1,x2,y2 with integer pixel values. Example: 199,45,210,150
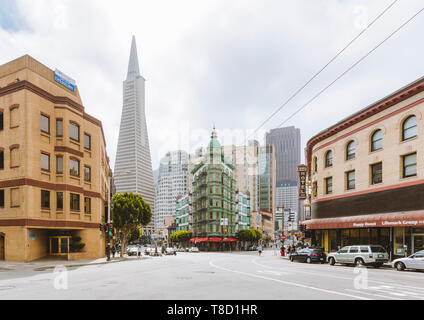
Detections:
54,69,76,92
297,165,307,200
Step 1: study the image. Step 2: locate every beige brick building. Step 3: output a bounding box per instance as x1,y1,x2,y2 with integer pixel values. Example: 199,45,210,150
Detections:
303,76,424,258
0,55,110,262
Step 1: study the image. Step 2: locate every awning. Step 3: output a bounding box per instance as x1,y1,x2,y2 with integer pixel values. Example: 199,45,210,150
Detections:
302,210,424,230
208,237,222,242
189,237,209,243
223,237,238,242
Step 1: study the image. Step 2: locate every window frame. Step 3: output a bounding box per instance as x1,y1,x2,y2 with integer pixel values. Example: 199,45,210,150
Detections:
70,193,80,211
56,192,64,210
0,149,4,170
346,170,355,190
56,118,63,137
56,155,63,174
41,152,50,172
402,115,417,141
325,150,333,168
84,165,91,182
371,129,383,152
402,152,417,178
0,110,3,131
69,121,80,142
325,177,333,195
0,189,4,207
40,114,50,134
41,190,50,209
69,158,80,177
346,141,356,160
371,162,383,185
84,197,91,214
84,133,91,150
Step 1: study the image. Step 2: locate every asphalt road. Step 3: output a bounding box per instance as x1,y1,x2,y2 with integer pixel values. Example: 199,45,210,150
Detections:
0,250,423,300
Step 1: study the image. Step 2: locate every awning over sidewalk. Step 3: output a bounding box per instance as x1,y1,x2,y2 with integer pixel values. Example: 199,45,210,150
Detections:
189,237,240,243
302,210,424,230
223,237,238,242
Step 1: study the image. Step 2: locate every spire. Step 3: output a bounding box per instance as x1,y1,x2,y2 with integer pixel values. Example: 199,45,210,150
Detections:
127,35,140,80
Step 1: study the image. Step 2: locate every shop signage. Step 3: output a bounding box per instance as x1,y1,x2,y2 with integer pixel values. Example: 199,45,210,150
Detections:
297,165,307,200
352,219,424,228
29,233,35,240
54,68,76,92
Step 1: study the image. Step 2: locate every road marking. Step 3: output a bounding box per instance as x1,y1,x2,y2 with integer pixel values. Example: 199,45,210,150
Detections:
251,258,424,292
345,289,404,300
257,270,289,276
209,260,370,300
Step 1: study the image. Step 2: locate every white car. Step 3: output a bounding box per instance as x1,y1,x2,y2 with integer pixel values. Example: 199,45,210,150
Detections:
392,250,424,271
165,248,176,255
189,247,199,252
126,246,138,256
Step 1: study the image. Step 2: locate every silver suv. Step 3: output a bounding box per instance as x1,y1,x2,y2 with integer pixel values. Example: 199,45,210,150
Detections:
327,245,389,268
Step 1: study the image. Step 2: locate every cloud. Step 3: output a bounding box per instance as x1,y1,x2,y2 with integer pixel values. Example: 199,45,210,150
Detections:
1,0,424,169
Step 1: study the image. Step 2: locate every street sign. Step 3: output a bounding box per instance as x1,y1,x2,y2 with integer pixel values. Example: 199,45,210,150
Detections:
281,235,286,240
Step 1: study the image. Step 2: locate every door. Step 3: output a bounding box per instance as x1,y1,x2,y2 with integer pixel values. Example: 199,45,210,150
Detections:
337,246,350,263
347,246,359,264
412,234,424,254
411,251,424,270
0,234,4,260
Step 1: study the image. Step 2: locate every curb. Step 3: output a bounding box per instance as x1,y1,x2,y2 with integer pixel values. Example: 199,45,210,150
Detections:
33,257,147,271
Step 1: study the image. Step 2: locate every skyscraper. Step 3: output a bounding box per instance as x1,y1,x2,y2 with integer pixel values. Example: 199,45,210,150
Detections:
266,126,301,220
114,36,155,235
155,150,189,231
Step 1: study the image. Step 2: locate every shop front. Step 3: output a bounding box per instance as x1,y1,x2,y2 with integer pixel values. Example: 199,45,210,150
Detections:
303,210,424,260
190,237,238,251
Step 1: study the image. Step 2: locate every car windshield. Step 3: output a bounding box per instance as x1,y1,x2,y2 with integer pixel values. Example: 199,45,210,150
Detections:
370,246,386,253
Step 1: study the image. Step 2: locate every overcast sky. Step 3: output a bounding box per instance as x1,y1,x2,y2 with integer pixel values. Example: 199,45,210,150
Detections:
1,0,424,170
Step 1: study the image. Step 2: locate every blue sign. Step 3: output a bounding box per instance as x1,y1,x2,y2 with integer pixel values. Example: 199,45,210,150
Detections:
29,233,35,240
54,69,75,92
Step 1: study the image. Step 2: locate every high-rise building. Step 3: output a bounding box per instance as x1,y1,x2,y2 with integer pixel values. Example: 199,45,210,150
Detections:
266,126,301,223
155,150,189,231
114,36,155,235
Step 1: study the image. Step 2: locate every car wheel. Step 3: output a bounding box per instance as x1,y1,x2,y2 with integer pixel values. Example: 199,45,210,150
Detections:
395,262,405,271
355,258,364,267
306,257,312,264
329,257,336,266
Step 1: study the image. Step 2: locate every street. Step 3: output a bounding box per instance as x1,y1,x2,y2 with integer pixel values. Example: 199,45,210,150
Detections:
0,250,423,300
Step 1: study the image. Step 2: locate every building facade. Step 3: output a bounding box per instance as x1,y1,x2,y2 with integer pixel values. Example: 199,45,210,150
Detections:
155,150,189,231
114,36,155,236
275,180,299,213
303,76,424,258
190,128,238,250
0,55,110,262
176,194,191,232
236,191,250,232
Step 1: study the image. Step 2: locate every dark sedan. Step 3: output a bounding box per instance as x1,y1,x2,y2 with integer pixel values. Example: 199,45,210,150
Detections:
290,248,326,264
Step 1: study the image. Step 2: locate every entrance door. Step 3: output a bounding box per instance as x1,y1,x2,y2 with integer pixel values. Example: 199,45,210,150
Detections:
412,234,424,253
0,235,4,260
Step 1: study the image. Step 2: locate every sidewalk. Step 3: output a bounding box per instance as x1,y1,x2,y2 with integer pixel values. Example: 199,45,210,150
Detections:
0,255,147,273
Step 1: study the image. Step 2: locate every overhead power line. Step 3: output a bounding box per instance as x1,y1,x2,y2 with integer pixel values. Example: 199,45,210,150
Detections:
247,0,399,140
276,5,424,129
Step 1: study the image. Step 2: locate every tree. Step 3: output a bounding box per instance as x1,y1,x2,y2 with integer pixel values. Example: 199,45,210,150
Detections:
169,230,192,247
112,192,152,257
128,226,142,244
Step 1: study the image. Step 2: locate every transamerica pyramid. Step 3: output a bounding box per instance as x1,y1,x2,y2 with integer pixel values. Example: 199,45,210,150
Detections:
114,36,155,235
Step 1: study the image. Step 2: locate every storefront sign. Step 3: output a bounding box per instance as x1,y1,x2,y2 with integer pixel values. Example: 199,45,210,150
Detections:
297,165,307,200
29,233,35,240
54,69,76,92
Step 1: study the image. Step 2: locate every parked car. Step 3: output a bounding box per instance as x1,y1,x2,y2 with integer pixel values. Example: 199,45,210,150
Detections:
327,245,389,267
165,247,176,255
189,247,199,252
392,250,424,271
290,248,326,264
248,245,257,251
126,246,138,256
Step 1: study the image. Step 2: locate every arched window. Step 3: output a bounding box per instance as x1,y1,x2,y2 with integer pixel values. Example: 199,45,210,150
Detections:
371,130,383,152
313,156,318,172
346,141,356,160
402,115,417,141
325,150,333,168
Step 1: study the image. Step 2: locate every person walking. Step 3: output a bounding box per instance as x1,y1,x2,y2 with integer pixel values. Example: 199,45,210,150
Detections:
281,245,286,257
137,244,142,258
257,244,263,256
111,245,116,259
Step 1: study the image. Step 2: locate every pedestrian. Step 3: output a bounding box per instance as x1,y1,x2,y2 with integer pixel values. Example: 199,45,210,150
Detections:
106,245,111,261
257,244,263,256
281,245,285,257
112,245,116,258
137,244,142,258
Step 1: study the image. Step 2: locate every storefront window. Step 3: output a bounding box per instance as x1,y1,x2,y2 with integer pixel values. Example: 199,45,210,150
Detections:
393,228,405,257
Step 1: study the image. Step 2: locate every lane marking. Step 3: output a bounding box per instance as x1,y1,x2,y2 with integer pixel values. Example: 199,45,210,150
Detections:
345,289,404,300
257,270,290,276
251,258,424,291
209,259,371,300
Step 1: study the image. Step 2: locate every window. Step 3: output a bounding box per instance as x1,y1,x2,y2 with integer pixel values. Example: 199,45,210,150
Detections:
10,107,19,128
325,177,333,194
371,162,383,185
84,197,91,214
69,122,80,141
10,188,19,207
56,156,63,174
0,190,4,207
70,193,80,211
10,147,19,168
349,247,359,253
402,116,417,141
339,247,349,253
371,129,383,152
70,158,80,176
346,141,356,160
84,166,91,182
346,170,355,190
403,153,417,178
325,151,333,167
0,150,3,169
0,111,3,130
56,119,63,137
41,190,50,209
57,192,63,210
84,133,91,150
40,114,50,134
360,247,369,253
313,156,318,172
41,153,50,171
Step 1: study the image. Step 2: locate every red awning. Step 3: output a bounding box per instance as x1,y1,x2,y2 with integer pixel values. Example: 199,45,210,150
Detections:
189,237,209,243
223,237,238,242
302,210,424,230
208,237,222,242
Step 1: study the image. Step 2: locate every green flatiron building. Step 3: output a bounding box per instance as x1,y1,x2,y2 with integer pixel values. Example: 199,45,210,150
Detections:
191,128,237,242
